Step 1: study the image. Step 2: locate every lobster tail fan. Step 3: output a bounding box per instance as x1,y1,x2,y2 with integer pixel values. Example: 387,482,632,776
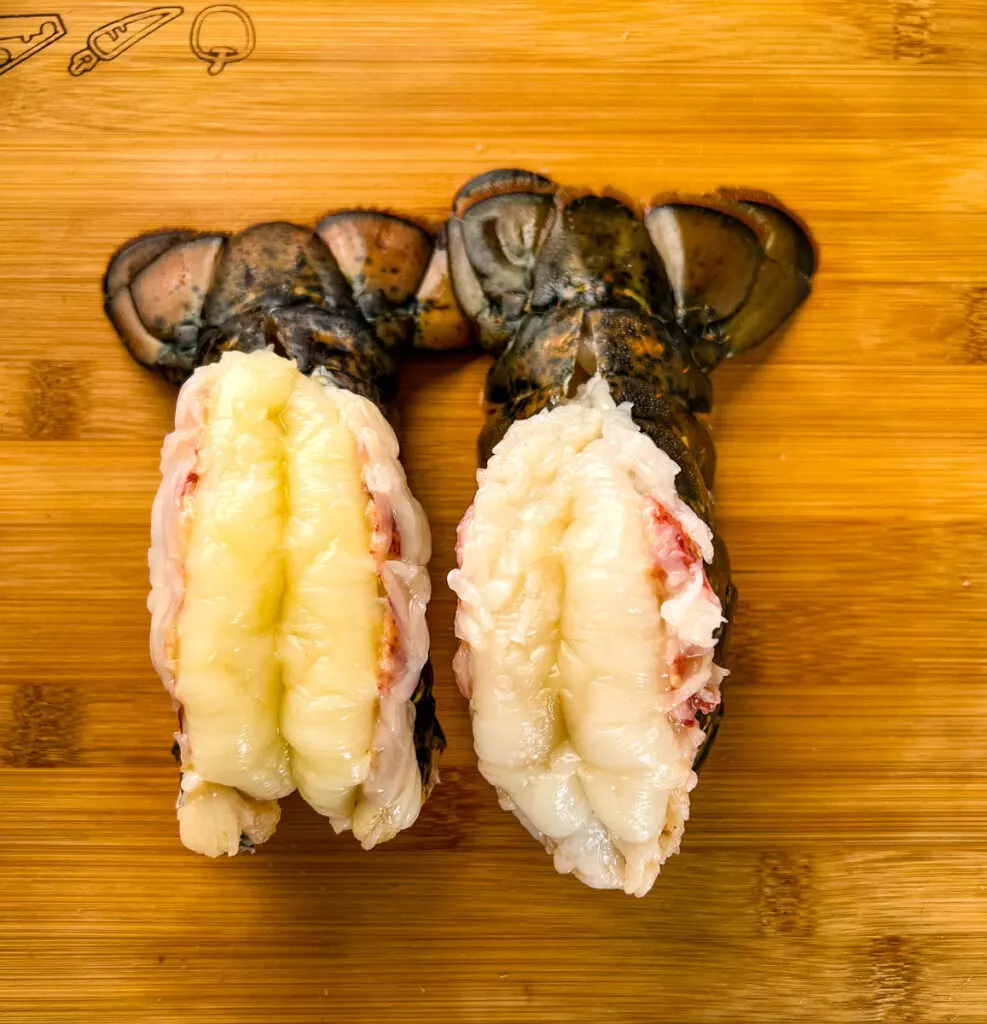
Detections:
646,192,815,371
104,214,442,405
104,231,225,383
202,222,354,327
315,211,434,350
447,171,559,354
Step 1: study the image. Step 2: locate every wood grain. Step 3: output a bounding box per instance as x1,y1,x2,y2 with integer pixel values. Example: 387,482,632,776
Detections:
2,2,986,1021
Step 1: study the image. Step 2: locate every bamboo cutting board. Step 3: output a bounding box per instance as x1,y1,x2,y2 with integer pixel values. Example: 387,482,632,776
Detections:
1,2,986,1021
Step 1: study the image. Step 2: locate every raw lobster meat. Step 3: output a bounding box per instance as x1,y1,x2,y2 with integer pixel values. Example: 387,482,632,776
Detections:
441,170,815,894
104,212,451,854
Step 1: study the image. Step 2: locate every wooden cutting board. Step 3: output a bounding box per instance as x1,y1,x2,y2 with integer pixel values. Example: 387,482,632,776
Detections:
2,2,985,1020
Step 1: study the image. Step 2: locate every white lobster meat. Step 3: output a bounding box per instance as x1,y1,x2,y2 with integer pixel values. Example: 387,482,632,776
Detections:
149,349,431,856
449,378,724,896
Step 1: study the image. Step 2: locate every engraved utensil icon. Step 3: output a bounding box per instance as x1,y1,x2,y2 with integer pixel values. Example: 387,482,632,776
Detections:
189,4,254,75
68,5,183,76
0,14,66,77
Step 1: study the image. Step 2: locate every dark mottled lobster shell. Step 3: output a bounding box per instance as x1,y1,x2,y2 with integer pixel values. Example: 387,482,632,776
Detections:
103,209,452,790
103,209,467,404
438,168,816,765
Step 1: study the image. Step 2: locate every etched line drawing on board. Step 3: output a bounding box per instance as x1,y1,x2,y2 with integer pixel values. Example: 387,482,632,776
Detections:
0,14,67,77
68,6,183,76
189,5,255,75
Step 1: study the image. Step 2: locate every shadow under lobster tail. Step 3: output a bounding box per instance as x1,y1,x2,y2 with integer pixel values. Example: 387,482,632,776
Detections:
445,169,814,895
104,209,448,857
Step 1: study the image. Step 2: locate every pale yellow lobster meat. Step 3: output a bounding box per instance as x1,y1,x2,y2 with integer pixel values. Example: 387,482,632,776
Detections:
150,349,430,856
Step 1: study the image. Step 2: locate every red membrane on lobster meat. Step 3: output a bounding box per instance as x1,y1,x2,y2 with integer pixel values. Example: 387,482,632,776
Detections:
445,169,815,894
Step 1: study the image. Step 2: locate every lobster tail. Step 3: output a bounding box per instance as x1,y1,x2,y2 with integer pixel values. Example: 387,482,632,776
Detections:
454,165,815,643
103,208,452,842
448,169,815,894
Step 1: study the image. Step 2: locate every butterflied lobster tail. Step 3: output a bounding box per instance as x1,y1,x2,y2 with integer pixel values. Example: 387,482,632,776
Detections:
104,211,450,857
445,169,814,895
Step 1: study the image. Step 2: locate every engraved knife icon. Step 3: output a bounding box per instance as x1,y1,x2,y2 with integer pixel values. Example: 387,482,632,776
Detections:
68,6,184,76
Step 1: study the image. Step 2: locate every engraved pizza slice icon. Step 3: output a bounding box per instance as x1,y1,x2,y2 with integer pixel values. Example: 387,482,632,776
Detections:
0,14,67,77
